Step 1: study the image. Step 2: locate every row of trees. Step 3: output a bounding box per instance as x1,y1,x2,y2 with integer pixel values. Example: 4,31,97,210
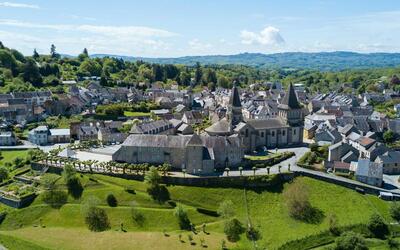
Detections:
3,41,400,95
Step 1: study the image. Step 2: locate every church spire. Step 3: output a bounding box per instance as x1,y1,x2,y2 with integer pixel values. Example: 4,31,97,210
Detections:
279,83,301,109
229,81,242,107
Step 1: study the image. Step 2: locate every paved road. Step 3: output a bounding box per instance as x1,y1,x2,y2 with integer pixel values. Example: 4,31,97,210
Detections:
224,146,309,177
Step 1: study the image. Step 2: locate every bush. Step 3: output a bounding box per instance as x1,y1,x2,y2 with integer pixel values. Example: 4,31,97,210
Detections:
390,202,400,222
85,206,110,232
42,190,68,208
0,167,9,182
334,231,367,250
283,178,311,220
131,207,145,227
246,226,261,241
66,176,83,199
174,205,191,230
368,213,389,239
329,213,340,236
217,200,235,219
106,193,118,207
147,185,170,203
223,218,245,242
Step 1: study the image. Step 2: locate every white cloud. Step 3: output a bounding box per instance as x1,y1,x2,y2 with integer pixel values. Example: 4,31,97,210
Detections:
0,19,177,56
188,39,212,52
240,26,285,46
0,1,39,9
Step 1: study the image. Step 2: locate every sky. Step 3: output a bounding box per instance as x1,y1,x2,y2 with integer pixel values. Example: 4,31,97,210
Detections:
1,0,400,57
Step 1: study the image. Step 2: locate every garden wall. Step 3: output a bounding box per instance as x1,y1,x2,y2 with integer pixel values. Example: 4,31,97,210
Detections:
0,193,37,208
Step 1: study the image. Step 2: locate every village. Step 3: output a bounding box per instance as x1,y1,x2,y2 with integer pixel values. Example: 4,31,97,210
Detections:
1,75,400,197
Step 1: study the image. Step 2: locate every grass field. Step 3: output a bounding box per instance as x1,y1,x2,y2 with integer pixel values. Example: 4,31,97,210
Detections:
0,172,394,250
123,111,152,117
0,149,29,166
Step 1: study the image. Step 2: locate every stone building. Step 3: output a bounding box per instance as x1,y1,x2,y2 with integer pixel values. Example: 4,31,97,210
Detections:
205,83,304,152
112,133,243,174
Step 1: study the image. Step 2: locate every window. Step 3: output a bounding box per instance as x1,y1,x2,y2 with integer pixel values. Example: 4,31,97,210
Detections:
293,129,296,135
261,132,264,137
272,131,275,137
282,130,285,136
245,129,249,137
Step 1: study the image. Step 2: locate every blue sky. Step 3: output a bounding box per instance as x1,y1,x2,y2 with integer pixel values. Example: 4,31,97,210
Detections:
0,0,400,57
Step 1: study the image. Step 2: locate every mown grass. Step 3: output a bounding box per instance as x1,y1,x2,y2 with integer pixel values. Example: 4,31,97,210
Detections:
123,111,152,117
0,149,29,166
0,172,394,250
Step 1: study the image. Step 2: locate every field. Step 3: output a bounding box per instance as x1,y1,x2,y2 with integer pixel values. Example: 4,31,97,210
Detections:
0,150,29,166
0,172,394,250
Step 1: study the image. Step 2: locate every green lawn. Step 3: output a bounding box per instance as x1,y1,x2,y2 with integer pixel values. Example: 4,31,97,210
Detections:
245,152,279,161
0,173,394,250
0,150,29,167
123,111,152,117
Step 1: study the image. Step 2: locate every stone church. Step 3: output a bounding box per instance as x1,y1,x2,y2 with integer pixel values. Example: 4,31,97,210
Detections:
113,83,304,175
205,83,304,152
112,133,243,174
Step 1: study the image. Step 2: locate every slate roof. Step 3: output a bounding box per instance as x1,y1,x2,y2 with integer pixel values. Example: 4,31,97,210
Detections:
246,118,287,130
278,83,301,109
229,85,242,107
205,118,231,134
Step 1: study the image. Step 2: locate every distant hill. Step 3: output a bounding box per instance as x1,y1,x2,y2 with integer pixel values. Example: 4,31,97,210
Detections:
91,51,400,71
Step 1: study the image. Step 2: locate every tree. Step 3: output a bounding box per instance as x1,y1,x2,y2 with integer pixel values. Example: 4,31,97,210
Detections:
32,49,40,59
283,178,311,220
62,164,83,199
390,202,400,222
334,231,367,250
384,130,395,143
368,213,389,239
40,173,59,190
78,48,89,61
194,62,202,84
23,58,42,86
145,166,161,187
42,189,68,208
79,60,102,76
106,193,118,207
174,205,191,230
217,200,235,219
223,218,245,242
0,167,9,182
85,206,110,232
50,44,60,59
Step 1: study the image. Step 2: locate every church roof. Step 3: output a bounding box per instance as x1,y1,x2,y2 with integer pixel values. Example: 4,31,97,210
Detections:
187,133,203,146
246,118,288,129
229,85,241,107
279,83,301,109
204,118,232,135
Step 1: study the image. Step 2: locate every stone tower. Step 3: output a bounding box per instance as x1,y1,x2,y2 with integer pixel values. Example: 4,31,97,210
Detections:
185,133,204,174
227,83,243,125
278,83,303,126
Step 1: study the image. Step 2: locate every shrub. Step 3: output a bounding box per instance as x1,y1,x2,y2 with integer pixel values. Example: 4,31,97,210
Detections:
283,178,311,220
131,207,145,227
66,176,83,199
106,193,118,207
390,202,400,222
174,205,191,230
84,206,110,232
0,167,9,182
329,213,340,236
368,213,389,239
246,226,261,241
217,200,235,219
42,190,68,208
223,218,245,242
334,231,367,250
